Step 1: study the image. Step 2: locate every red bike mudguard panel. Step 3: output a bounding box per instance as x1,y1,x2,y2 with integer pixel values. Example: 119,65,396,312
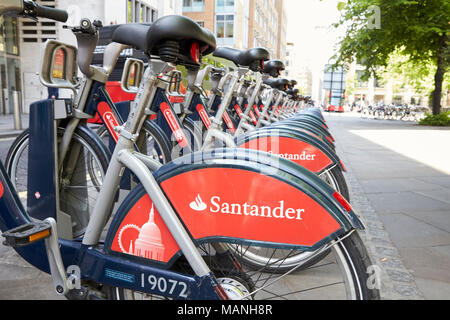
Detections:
0,181,3,198
110,195,181,263
288,127,323,142
239,137,333,173
160,168,341,248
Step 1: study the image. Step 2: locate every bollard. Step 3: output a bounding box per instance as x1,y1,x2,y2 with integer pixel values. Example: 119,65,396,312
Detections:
12,91,22,130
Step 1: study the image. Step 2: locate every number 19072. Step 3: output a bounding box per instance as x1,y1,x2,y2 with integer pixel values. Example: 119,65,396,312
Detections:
141,274,188,298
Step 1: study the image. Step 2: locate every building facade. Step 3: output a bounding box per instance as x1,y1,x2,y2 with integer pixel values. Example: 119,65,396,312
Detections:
247,0,281,59
182,0,249,50
182,0,287,60
18,0,182,113
0,16,21,115
346,62,432,108
274,0,287,62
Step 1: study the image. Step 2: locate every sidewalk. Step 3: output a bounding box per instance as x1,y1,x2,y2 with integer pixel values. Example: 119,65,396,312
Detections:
0,114,29,139
325,112,450,300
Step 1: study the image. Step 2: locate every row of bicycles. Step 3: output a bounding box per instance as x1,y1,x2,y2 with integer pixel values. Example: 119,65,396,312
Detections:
357,103,428,122
0,0,380,300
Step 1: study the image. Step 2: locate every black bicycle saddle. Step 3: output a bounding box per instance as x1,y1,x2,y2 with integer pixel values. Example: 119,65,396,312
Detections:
213,47,269,71
264,78,290,90
263,60,285,77
287,88,299,96
112,15,216,67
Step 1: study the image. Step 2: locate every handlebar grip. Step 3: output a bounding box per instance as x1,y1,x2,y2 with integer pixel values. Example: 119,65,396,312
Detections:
35,4,68,23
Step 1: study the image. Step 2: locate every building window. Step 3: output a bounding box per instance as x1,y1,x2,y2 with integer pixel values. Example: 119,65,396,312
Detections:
216,14,234,38
216,0,235,12
127,0,158,23
216,14,234,45
183,0,205,12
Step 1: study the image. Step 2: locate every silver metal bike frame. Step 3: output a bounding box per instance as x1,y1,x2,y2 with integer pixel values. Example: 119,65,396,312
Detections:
58,43,130,169
269,94,286,122
202,69,246,151
82,64,213,278
255,89,276,129
235,73,263,136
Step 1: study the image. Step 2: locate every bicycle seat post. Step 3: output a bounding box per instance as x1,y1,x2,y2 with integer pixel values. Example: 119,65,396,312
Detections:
181,67,203,116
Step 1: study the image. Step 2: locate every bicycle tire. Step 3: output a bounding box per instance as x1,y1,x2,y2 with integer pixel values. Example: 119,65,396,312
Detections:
320,166,350,202
107,229,379,300
5,126,110,238
96,119,172,165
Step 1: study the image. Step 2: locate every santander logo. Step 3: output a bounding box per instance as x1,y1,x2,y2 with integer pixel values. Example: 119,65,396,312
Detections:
268,151,317,161
222,112,236,133
189,194,305,221
196,104,212,129
103,111,120,141
189,194,207,211
160,102,188,148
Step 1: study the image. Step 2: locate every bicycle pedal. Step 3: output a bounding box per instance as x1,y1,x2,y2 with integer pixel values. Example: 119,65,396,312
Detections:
2,221,52,248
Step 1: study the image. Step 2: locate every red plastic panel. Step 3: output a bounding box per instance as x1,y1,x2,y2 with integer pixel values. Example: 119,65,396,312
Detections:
239,136,333,173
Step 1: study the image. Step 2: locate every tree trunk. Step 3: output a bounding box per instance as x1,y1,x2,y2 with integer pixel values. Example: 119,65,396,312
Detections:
431,36,447,115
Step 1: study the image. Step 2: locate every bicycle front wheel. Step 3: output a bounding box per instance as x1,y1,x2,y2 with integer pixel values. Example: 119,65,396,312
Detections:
5,127,109,238
107,231,380,300
96,119,172,165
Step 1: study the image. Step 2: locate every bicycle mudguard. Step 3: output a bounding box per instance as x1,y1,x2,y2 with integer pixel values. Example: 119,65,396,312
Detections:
277,117,331,137
269,121,335,150
288,115,331,133
0,160,224,299
236,128,346,174
104,148,362,267
299,109,326,124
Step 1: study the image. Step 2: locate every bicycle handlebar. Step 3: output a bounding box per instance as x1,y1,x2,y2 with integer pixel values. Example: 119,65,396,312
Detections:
0,0,68,23
33,2,68,22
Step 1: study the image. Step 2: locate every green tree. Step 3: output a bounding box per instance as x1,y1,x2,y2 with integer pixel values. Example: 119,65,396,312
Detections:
376,50,450,106
332,0,449,115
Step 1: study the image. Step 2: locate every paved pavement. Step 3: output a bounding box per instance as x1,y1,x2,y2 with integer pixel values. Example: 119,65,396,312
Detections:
324,111,450,300
0,114,61,299
0,114,27,139
0,111,449,300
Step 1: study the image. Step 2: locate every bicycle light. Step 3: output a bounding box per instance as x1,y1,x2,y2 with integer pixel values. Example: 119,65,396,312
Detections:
190,42,200,64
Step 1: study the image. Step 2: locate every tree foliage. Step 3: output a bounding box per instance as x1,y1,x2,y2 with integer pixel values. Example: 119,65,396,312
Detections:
376,50,450,97
332,0,450,114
